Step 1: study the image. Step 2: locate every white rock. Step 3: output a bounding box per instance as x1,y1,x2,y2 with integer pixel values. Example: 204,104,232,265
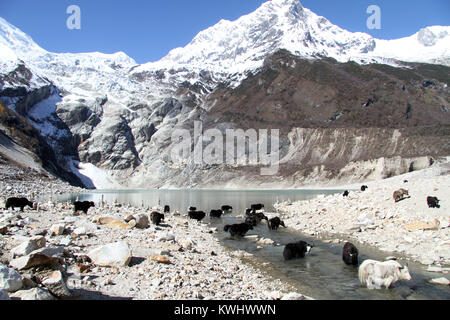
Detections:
72,227,87,236
256,238,275,246
49,224,65,236
429,277,450,286
265,290,282,300
88,241,132,267
10,287,55,300
0,263,23,293
11,236,46,258
281,292,305,300
157,233,175,242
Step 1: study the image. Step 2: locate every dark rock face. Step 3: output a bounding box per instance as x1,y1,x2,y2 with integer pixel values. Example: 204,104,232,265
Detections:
1,49,449,189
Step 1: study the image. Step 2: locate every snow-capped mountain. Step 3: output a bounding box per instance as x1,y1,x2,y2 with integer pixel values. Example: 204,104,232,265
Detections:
0,0,449,189
134,0,449,78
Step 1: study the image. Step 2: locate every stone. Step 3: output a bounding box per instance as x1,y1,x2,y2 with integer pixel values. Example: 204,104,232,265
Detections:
256,238,275,246
0,289,10,300
42,271,71,298
281,292,305,300
87,241,132,268
265,290,282,300
405,220,440,232
9,247,64,271
29,228,47,236
133,214,149,229
243,235,259,242
0,263,23,292
0,225,7,235
96,217,130,229
10,287,55,300
11,236,46,258
429,277,450,286
157,233,175,242
72,227,87,237
150,255,172,264
179,239,195,250
59,236,72,246
49,224,66,236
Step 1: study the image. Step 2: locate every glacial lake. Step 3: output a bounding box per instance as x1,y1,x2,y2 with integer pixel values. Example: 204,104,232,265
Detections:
57,189,450,300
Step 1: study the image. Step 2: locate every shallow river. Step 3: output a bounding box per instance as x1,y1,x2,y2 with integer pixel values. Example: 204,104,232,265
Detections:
58,189,450,300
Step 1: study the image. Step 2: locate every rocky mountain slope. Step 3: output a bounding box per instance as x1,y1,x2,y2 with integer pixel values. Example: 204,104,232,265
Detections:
0,0,449,189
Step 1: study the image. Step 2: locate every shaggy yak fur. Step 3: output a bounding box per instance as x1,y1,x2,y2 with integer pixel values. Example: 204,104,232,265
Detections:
74,201,95,214
210,209,224,218
342,242,359,266
151,211,165,225
283,241,313,260
6,197,33,212
267,217,287,230
224,223,253,237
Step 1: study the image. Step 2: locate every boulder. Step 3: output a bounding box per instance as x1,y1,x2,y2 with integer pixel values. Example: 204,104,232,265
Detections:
429,277,450,286
87,241,132,267
11,236,46,258
133,214,149,229
9,247,64,271
42,271,71,298
95,216,129,229
10,287,55,300
0,289,10,300
49,224,66,236
0,263,23,292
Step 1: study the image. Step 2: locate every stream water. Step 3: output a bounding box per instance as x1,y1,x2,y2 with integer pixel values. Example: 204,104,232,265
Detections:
57,189,450,300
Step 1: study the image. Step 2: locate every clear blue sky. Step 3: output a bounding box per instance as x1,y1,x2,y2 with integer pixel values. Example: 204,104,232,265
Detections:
0,0,448,64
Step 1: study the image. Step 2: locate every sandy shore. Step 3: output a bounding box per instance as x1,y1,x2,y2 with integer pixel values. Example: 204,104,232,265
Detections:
275,159,450,268
0,162,307,300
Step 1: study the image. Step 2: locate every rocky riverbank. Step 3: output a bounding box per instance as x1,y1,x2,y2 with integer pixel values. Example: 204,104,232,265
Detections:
275,159,450,278
0,162,309,301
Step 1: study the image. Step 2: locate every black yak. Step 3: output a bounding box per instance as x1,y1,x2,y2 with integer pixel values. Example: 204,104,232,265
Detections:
210,209,224,218
251,204,264,211
188,211,206,221
342,242,359,266
427,196,440,209
224,223,253,237
221,205,233,212
283,241,314,260
267,217,287,230
343,191,350,197
361,185,368,192
164,205,170,213
245,211,268,227
6,197,33,212
151,211,165,226
74,201,95,214
245,208,256,216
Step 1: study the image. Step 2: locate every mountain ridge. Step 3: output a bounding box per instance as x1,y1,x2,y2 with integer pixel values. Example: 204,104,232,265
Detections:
0,0,449,189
